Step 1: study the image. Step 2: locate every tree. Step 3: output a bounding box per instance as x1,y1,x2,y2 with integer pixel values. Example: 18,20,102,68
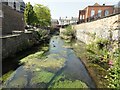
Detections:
24,2,36,25
33,4,51,27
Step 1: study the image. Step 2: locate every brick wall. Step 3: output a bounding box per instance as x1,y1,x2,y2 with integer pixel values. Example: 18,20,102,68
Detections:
1,4,24,35
85,6,114,18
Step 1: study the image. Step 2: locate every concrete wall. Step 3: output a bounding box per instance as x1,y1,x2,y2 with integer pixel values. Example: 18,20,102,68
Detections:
73,14,120,44
1,31,39,59
0,4,24,35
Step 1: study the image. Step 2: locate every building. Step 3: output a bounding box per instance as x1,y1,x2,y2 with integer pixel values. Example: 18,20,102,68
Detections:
1,0,25,13
59,17,78,25
0,0,25,35
78,3,114,23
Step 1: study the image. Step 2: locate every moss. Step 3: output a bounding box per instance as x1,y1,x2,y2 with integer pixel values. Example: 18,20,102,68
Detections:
20,45,49,65
30,70,54,85
49,74,88,88
51,80,88,88
20,51,45,64
40,58,65,69
0,71,14,83
41,46,49,51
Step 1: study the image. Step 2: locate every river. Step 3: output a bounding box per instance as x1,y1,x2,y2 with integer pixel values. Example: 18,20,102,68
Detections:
2,36,96,88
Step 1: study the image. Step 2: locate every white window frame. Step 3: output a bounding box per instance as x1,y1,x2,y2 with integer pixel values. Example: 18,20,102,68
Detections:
105,10,109,16
0,10,3,18
98,10,102,17
91,10,95,17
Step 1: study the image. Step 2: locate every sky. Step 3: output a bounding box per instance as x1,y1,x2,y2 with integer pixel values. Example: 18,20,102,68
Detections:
23,0,119,19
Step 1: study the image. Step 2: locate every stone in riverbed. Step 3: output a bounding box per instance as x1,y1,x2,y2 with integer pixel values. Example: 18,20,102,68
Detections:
30,70,54,88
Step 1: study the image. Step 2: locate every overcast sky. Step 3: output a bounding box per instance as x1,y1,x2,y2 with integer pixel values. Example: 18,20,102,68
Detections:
23,0,119,19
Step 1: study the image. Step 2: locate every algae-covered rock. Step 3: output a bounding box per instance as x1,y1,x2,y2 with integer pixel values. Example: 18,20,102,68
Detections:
20,51,45,64
49,74,88,88
51,80,88,88
30,70,54,87
0,70,14,83
39,54,66,73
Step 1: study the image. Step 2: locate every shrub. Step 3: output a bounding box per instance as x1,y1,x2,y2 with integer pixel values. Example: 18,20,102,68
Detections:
87,38,120,88
108,48,120,89
63,25,75,37
86,39,110,67
36,29,49,41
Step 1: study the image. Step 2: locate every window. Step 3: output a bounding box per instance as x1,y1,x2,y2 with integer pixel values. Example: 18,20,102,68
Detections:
105,10,109,16
98,10,102,17
91,10,95,17
14,2,16,10
0,10,3,18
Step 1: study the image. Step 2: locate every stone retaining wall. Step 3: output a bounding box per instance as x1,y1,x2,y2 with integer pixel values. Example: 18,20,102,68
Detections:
73,14,120,44
1,31,39,59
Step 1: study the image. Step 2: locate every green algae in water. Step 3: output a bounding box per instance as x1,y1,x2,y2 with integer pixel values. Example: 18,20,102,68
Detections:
49,74,88,88
41,46,49,51
30,70,54,85
20,46,49,64
39,57,65,70
0,70,14,83
6,76,28,88
20,51,45,64
51,80,88,88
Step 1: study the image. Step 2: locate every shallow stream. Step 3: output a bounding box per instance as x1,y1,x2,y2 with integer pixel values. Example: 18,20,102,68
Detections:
3,36,96,88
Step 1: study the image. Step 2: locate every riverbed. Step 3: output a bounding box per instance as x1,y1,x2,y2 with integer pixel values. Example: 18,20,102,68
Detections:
2,36,96,88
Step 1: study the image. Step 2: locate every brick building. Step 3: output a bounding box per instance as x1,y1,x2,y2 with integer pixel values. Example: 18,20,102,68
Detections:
0,1,25,35
78,3,114,23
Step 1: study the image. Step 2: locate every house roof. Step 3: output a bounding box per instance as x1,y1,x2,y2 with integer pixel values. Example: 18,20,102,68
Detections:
83,3,114,10
93,3,100,6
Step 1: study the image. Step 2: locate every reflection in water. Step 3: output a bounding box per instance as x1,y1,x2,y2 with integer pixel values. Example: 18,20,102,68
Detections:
49,36,96,88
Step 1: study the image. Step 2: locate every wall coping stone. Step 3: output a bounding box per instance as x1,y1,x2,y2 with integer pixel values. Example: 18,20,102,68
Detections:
0,34,20,39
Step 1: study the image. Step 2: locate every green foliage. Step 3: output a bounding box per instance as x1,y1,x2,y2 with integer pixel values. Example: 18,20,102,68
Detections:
24,2,36,25
96,39,109,50
63,25,75,36
24,3,51,27
33,4,51,27
86,39,110,65
108,48,120,89
87,38,120,89
36,29,49,41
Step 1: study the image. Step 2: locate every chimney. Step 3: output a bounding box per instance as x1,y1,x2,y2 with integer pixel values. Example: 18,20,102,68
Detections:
103,4,105,6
